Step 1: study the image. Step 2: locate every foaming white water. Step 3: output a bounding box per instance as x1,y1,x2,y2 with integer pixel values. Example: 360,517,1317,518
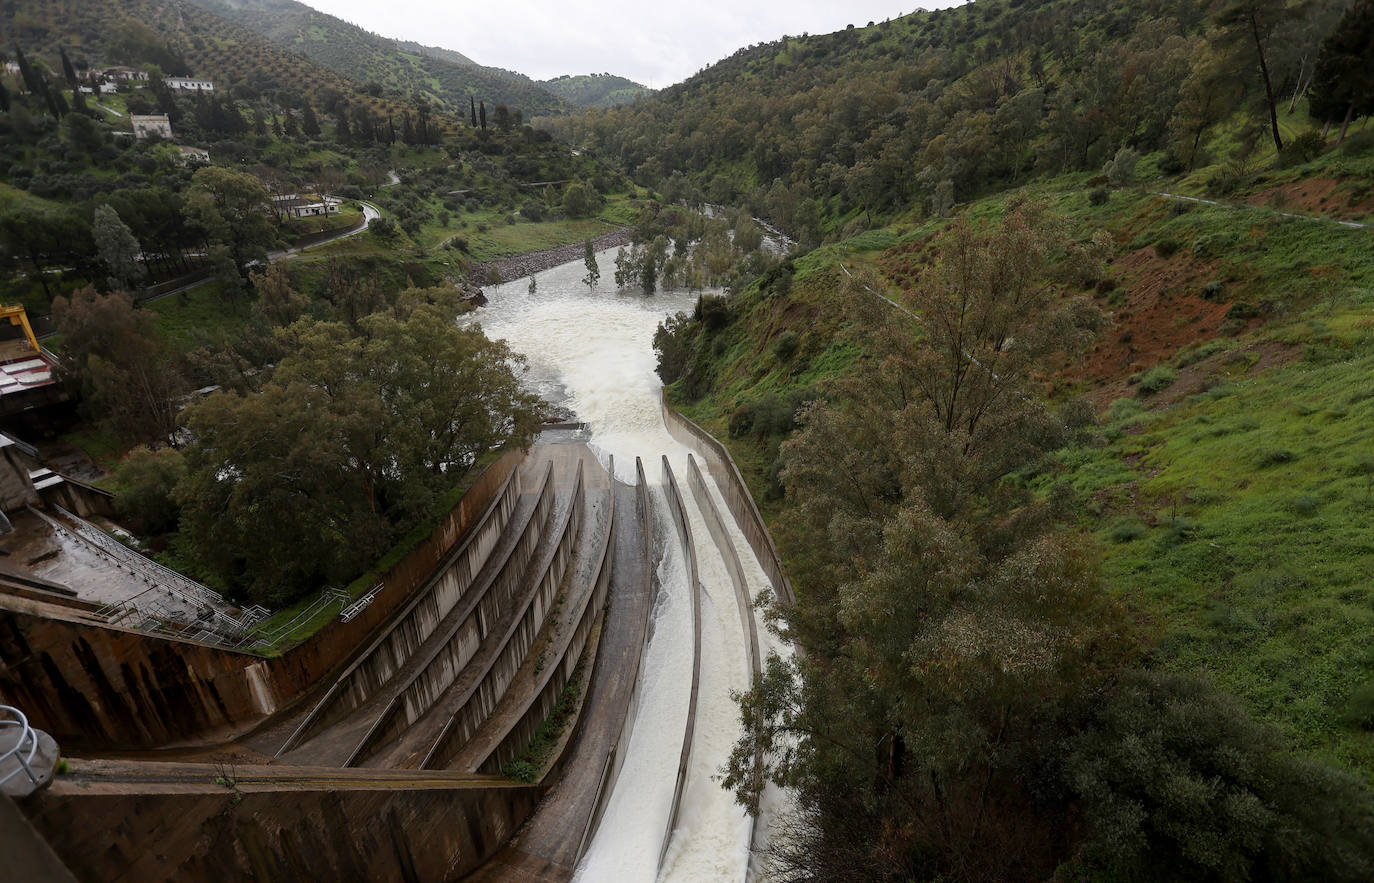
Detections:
703,480,799,872
475,251,774,881
474,251,698,475
578,488,691,880
659,495,751,882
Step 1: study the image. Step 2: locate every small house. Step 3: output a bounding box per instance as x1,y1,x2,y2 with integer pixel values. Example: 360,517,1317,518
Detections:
270,193,341,219
164,77,214,92
131,113,173,140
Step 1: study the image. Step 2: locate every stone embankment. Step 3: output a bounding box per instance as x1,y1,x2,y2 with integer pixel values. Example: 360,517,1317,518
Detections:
469,227,634,288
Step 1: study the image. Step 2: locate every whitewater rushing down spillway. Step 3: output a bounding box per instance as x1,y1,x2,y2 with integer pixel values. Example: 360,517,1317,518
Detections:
472,253,789,881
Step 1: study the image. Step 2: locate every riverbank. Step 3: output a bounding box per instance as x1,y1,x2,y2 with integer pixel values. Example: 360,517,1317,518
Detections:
470,227,634,287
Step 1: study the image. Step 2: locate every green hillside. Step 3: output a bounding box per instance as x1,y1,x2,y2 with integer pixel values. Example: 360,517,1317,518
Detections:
540,73,650,109
186,0,568,116
591,0,1374,878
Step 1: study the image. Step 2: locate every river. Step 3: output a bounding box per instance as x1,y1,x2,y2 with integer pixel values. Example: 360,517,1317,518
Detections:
471,249,791,881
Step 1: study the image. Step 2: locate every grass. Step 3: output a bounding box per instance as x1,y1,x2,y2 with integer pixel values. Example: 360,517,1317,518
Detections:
143,282,250,352
1031,304,1374,781
501,648,588,782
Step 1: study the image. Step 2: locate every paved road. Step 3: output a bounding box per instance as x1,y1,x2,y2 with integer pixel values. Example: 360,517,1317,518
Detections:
138,200,380,306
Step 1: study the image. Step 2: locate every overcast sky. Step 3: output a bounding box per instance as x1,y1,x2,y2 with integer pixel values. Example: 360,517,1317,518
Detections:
301,0,966,87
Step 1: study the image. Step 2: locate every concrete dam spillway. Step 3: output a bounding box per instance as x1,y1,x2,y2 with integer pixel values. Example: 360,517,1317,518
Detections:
1,247,794,882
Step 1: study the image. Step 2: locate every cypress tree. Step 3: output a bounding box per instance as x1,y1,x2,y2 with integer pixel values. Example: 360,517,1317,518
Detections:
336,109,351,144
479,100,486,130
59,47,77,87
14,46,40,95
0,81,9,114
301,99,320,137
470,96,476,127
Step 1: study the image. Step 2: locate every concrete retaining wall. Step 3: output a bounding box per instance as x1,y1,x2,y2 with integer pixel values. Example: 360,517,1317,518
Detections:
658,455,702,872
0,450,524,752
476,459,617,775
279,462,527,754
422,461,586,770
25,769,537,882
661,393,795,606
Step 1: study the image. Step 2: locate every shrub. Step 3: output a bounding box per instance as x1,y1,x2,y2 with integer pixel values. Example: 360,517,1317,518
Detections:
1088,186,1109,206
1136,365,1177,395
695,294,731,332
1153,237,1182,258
1108,518,1147,543
1068,671,1374,882
1105,397,1144,423
1254,448,1296,468
1342,680,1374,731
519,199,545,222
1278,131,1327,168
774,330,801,361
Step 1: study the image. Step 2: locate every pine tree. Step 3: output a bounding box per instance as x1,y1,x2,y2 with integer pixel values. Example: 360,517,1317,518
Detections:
93,204,146,292
1309,0,1374,142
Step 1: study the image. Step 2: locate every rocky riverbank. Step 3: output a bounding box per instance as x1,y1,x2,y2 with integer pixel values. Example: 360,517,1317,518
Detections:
468,226,633,289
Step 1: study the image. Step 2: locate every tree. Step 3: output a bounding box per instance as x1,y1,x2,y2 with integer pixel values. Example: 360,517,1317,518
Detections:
0,81,9,114
183,166,275,278
582,239,600,290
176,294,541,604
51,287,186,444
479,100,486,130
111,446,186,536
250,263,308,327
13,45,40,95
1213,0,1298,154
470,96,477,127
92,204,145,292
493,103,512,130
1068,671,1374,881
724,204,1116,880
59,47,77,87
1308,0,1374,142
301,99,321,137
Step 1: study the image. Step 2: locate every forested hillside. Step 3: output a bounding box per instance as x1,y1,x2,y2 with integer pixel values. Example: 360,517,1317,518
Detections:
588,0,1374,879
0,0,636,613
187,0,568,117
540,73,650,109
552,0,1365,242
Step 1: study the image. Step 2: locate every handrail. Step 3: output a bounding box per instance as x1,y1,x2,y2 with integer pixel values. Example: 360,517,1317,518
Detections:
0,705,39,788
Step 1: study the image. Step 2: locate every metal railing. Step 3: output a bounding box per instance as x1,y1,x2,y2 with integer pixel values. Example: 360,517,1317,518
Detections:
31,506,268,644
238,587,350,652
340,583,384,623
0,705,39,789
